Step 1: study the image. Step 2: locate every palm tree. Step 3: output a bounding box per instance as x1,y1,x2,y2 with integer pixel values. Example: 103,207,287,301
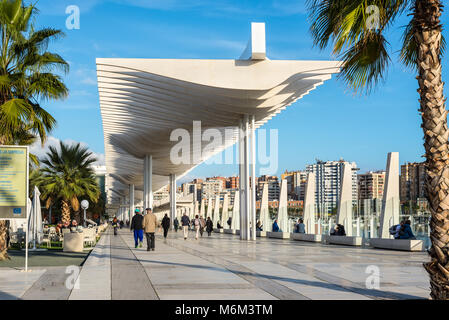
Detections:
0,0,68,144
307,0,447,299
0,0,68,261
34,142,100,225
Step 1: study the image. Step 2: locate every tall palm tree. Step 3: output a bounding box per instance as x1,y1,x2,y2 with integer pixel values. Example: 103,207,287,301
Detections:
307,0,447,299
0,0,68,261
34,142,100,225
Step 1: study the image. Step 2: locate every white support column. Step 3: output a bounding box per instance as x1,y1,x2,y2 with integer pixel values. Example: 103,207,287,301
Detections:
239,119,246,239
143,155,153,210
244,115,250,240
239,115,251,240
170,174,177,229
129,184,135,222
250,114,256,240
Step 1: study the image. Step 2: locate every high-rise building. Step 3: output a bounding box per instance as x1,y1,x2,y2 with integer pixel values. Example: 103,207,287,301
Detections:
400,162,426,203
306,159,358,215
207,176,226,189
282,170,307,200
201,179,224,199
257,175,279,201
226,176,239,189
358,171,385,200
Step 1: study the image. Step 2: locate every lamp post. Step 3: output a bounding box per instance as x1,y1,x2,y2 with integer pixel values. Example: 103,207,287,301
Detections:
81,200,89,227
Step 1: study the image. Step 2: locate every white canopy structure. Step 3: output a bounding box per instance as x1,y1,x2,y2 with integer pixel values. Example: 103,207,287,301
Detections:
97,23,340,240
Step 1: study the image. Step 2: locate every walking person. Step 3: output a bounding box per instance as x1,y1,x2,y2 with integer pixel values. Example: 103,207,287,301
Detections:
174,217,179,232
161,214,170,239
142,208,158,251
199,216,206,237
112,217,119,236
181,212,190,240
206,217,213,236
130,208,144,248
193,215,201,240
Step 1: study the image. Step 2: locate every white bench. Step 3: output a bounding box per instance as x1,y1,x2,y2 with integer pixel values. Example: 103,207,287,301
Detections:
223,229,240,235
369,238,425,252
325,235,363,246
292,233,323,242
256,231,267,237
267,232,291,239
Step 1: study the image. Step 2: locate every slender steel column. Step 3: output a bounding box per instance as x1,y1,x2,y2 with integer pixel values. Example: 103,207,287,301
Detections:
170,174,177,229
250,115,256,240
243,114,250,240
143,155,153,210
129,184,135,222
239,118,246,240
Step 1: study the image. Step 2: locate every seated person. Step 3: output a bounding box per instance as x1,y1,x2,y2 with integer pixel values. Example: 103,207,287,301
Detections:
217,222,222,229
272,220,280,232
256,221,263,231
295,219,306,234
398,220,416,239
70,220,78,232
330,224,346,236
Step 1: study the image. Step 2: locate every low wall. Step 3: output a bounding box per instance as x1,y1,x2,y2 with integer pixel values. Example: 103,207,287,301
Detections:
267,232,291,239
292,233,322,242
324,235,363,246
369,238,424,252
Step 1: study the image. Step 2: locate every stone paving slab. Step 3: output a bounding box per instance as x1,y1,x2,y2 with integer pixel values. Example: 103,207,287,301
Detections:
0,268,46,300
69,232,111,300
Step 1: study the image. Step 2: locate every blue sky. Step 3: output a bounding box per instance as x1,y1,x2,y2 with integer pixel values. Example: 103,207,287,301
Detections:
33,0,449,182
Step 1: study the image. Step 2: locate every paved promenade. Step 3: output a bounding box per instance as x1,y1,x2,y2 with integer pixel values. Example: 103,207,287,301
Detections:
0,228,430,300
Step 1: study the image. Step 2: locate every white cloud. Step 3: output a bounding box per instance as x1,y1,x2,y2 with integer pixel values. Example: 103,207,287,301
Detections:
30,136,105,166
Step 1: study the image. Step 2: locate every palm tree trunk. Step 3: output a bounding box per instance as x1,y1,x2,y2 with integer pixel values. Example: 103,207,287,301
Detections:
415,0,449,300
61,200,71,225
0,221,9,261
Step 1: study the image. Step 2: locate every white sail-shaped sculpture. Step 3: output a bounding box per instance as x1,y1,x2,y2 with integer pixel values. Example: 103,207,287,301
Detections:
222,193,229,227
277,179,288,232
213,196,220,227
200,198,205,217
260,182,270,232
303,172,316,234
336,163,353,236
207,198,213,219
379,152,400,239
231,191,240,230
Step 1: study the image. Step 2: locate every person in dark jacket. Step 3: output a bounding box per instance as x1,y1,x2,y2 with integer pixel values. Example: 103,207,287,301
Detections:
173,217,179,232
206,217,213,236
272,220,280,232
130,209,144,248
161,214,170,238
112,217,119,236
399,220,416,239
181,213,190,240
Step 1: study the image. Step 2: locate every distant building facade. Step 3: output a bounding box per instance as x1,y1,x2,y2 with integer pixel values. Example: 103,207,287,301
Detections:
306,160,358,215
